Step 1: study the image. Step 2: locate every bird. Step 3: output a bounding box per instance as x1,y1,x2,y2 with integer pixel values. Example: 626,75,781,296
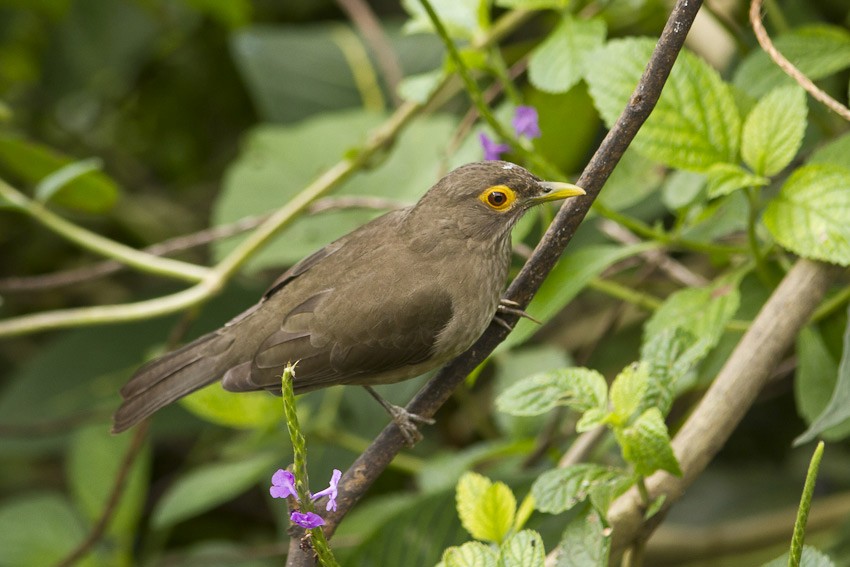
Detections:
112,160,584,442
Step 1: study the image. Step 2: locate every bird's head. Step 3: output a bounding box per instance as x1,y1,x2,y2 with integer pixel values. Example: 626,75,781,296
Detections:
406,161,585,242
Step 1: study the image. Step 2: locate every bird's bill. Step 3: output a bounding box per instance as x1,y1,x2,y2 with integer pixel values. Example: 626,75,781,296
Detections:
532,181,586,204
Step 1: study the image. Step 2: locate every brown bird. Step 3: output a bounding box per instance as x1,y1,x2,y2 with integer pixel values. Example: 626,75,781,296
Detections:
113,161,584,441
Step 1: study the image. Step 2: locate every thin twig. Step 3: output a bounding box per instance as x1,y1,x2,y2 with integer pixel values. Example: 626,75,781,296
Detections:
750,0,850,122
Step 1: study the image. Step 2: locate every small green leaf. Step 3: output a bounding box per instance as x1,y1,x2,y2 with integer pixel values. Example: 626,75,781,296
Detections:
531,464,625,514
586,38,740,171
796,306,850,445
764,164,850,266
794,328,850,441
617,408,682,477
180,382,281,429
640,327,712,416
499,530,545,567
742,85,807,177
529,15,606,94
609,363,649,425
34,157,104,204
553,505,611,567
442,542,499,567
705,163,769,199
456,472,516,544
151,453,278,528
496,367,607,417
644,494,667,520
402,0,486,40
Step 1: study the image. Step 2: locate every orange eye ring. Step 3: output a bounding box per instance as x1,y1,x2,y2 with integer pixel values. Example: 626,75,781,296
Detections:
479,185,516,211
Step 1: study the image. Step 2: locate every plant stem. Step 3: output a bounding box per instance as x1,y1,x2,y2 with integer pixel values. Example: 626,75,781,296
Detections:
789,441,824,567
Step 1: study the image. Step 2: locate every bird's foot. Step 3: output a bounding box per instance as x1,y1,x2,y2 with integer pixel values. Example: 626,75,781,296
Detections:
495,299,541,330
363,386,435,447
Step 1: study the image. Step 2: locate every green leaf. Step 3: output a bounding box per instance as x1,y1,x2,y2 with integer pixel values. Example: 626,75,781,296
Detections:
397,69,444,103
456,472,516,544
608,363,649,425
763,164,850,266
640,327,712,416
500,243,654,350
0,134,119,213
34,157,104,203
741,86,807,177
661,170,706,210
0,493,89,567
402,0,486,40
762,546,836,567
809,131,850,170
531,464,625,514
528,15,606,94
151,452,278,528
68,424,150,540
499,530,545,567
597,148,664,211
496,0,567,8
645,271,743,351
794,328,850,441
180,382,281,429
705,163,769,199
734,24,850,98
442,542,499,567
495,367,608,417
585,38,740,171
553,505,611,567
796,306,850,445
616,408,682,477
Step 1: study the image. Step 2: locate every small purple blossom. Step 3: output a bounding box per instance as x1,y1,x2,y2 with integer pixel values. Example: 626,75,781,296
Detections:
512,105,541,139
479,133,510,161
270,469,299,500
290,511,325,529
311,469,341,512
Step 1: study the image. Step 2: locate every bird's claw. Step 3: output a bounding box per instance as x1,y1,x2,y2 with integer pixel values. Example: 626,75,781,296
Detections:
385,404,435,447
496,299,542,325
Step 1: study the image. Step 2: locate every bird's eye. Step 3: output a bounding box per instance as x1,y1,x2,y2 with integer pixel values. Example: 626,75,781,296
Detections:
479,185,516,211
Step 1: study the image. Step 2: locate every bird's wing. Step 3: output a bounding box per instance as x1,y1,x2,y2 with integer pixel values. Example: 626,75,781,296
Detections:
220,283,454,394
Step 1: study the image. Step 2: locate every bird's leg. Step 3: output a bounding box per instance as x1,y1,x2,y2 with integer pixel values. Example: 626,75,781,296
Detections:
494,298,542,329
363,385,435,446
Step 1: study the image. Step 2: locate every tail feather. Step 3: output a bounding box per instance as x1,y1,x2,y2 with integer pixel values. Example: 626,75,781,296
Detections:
112,332,235,433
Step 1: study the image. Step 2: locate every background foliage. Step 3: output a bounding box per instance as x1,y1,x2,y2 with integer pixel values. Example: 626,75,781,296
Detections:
1,0,850,565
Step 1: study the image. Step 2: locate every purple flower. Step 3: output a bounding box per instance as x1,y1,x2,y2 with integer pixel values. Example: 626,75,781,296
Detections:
479,133,510,161
270,469,299,500
512,106,541,139
311,469,341,512
290,511,325,529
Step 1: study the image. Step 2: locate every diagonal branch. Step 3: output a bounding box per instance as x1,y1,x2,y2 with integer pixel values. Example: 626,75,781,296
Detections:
284,0,705,564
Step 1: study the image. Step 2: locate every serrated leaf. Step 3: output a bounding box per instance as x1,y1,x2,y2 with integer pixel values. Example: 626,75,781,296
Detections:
529,15,606,94
499,530,545,567
640,327,712,415
763,164,850,266
742,86,807,176
609,363,649,425
151,453,278,528
532,464,625,514
617,408,682,477
553,505,611,567
705,163,769,199
402,0,486,40
456,472,517,544
443,542,499,567
796,306,850,445
180,382,281,429
496,367,608,417
585,38,740,171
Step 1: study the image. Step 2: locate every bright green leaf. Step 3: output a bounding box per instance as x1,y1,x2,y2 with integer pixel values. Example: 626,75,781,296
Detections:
585,38,740,171
531,464,624,514
0,493,88,567
499,530,545,567
796,306,850,444
180,382,281,429
553,505,611,567
151,453,278,528
443,542,499,567
456,472,516,544
529,15,606,94
763,164,850,266
608,363,649,425
402,0,486,40
742,86,807,177
496,367,607,417
705,163,769,199
617,408,682,477
809,131,850,170
496,0,567,8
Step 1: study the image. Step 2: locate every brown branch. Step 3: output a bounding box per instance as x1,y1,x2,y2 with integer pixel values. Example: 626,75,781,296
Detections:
605,258,841,563
285,0,704,565
55,421,149,567
750,0,850,122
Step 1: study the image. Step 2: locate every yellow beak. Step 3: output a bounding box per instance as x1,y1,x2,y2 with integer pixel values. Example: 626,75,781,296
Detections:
531,181,586,204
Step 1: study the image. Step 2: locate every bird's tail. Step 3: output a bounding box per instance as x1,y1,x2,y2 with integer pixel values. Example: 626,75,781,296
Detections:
112,331,236,433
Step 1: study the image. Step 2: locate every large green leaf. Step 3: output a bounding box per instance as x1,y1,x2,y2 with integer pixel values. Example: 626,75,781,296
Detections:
763,164,850,266
585,38,740,171
741,85,807,177
442,542,499,567
179,382,280,429
529,15,606,94
809,131,850,170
